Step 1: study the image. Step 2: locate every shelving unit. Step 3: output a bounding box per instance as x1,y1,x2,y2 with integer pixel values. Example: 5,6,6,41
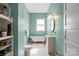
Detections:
0,35,13,41
0,44,12,51
0,14,11,23
0,4,13,56
5,51,12,56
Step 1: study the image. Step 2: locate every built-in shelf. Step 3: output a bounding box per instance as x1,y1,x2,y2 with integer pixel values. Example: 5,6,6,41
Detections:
0,44,12,51
0,35,13,41
0,4,12,56
0,14,11,23
5,51,12,56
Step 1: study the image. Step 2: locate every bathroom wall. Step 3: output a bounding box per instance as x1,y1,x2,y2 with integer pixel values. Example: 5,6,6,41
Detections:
29,13,47,36
18,3,29,56
25,5,30,39
48,3,64,55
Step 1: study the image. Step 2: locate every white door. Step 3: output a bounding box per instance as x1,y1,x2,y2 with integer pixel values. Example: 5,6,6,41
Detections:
64,3,79,56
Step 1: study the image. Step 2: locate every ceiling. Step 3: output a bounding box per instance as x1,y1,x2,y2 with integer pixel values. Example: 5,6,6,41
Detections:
25,3,50,13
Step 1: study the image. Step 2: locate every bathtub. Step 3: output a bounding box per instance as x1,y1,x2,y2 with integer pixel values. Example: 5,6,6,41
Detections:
30,36,45,43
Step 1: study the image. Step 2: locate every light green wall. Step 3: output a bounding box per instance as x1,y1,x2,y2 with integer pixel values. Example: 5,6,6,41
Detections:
9,3,18,56
18,3,29,56
29,13,47,36
48,3,64,55
25,7,30,39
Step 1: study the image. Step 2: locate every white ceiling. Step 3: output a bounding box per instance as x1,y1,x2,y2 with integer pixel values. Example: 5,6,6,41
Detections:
25,3,50,13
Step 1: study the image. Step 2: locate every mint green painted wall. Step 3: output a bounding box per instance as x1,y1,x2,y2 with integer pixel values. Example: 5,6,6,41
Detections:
24,5,29,44
25,8,30,38
29,13,47,36
18,3,29,56
9,3,18,56
48,3,64,55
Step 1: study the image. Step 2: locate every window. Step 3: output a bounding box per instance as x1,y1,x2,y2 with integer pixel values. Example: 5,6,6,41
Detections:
36,19,45,31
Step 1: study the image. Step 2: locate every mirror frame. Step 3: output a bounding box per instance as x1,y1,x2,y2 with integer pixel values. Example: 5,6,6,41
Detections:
51,18,55,32
48,12,55,33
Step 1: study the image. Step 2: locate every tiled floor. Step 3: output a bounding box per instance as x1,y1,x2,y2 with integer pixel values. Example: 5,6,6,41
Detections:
25,43,49,56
